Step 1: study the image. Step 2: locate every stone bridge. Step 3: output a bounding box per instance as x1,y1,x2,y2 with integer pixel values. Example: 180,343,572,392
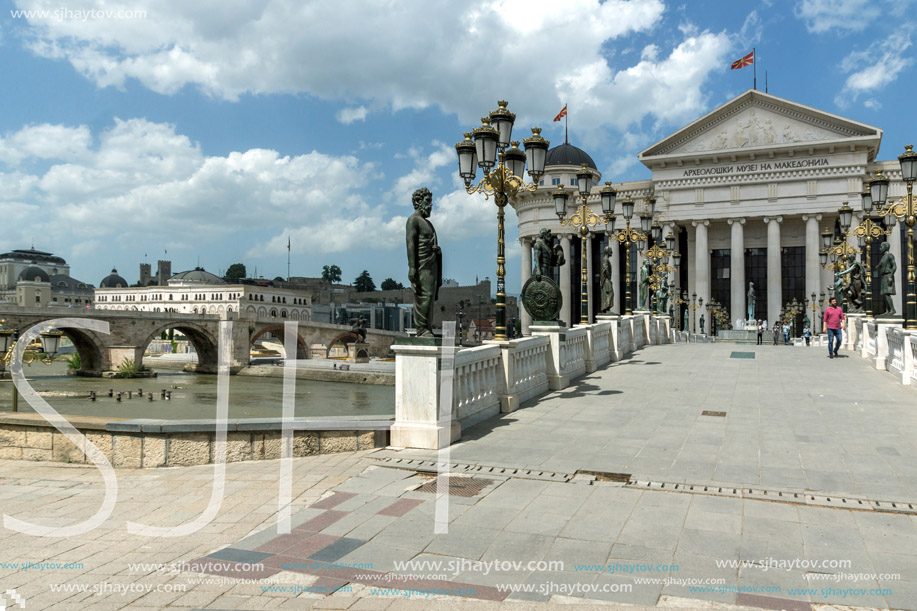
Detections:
0,307,402,376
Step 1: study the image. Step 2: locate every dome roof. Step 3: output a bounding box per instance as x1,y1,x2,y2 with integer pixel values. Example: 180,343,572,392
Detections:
0,248,66,265
100,268,128,288
545,144,597,170
18,266,50,283
168,267,227,285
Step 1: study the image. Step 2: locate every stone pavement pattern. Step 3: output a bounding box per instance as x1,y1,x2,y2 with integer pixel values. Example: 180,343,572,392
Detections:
0,340,914,609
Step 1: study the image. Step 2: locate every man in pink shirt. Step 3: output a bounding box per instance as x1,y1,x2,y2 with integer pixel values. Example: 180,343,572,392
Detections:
823,296,845,359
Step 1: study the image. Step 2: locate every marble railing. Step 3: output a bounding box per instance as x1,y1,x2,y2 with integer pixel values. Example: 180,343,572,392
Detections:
846,318,916,388
911,334,917,386
591,323,612,369
854,317,865,352
392,313,675,449
452,344,501,428
866,322,878,358
564,327,587,381
495,335,550,412
886,328,906,377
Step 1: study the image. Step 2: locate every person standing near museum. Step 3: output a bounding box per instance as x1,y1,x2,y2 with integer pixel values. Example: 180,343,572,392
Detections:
823,296,845,358
782,322,790,345
803,323,811,346
756,320,764,345
772,321,780,345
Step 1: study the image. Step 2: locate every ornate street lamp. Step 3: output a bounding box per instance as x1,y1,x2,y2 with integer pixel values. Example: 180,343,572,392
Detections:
847,211,891,317
456,101,549,340
610,197,647,315
556,164,612,324
874,149,917,329
0,322,64,412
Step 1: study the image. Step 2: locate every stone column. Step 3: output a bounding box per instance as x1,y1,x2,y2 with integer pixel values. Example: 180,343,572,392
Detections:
728,218,746,325
520,237,532,335
803,214,822,332
586,234,594,323
765,216,783,325
693,220,710,308
560,235,572,326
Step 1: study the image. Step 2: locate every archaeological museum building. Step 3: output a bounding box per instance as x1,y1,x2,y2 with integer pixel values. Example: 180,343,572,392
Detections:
514,90,910,334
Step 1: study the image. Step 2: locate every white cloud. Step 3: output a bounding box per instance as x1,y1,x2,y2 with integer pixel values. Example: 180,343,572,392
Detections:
794,0,881,33
835,31,913,107
8,0,738,136
336,106,369,124
0,118,399,263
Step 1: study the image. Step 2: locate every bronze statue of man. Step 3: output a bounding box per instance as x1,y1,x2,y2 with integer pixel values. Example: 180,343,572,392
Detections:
532,228,564,277
877,241,897,316
600,246,614,313
638,258,653,310
406,187,442,337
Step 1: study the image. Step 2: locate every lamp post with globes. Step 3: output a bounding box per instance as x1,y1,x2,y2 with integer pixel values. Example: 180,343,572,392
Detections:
554,166,615,324
871,147,917,330
455,101,549,341
610,198,651,315
0,322,64,412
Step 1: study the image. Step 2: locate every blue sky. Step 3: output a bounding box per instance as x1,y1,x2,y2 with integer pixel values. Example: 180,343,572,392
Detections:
0,0,915,295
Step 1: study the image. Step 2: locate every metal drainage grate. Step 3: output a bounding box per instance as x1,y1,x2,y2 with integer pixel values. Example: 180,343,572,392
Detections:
626,479,917,515
370,455,574,482
730,351,755,359
576,470,632,483
701,410,727,417
415,477,494,497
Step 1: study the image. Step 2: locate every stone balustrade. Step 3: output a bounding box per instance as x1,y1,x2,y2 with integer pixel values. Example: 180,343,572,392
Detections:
452,344,501,428
392,313,671,449
846,316,917,388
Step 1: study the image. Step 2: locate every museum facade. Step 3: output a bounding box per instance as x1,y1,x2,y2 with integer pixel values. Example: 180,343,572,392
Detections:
514,89,909,334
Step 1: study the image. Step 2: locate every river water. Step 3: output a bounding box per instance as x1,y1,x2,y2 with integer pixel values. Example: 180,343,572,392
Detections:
0,362,394,420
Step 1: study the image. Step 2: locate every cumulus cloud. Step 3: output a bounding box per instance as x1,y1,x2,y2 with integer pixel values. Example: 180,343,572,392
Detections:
835,31,913,107
0,118,402,264
10,0,726,136
794,0,881,33
336,106,369,124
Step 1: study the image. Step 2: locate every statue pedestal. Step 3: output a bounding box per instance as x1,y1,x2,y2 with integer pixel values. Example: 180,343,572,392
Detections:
347,342,370,363
633,311,652,347
875,319,905,371
847,313,867,354
652,316,672,345
391,344,461,450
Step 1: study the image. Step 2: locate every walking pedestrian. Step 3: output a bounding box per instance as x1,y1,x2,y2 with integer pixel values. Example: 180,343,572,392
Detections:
772,321,780,345
823,296,845,358
756,320,764,345
782,322,790,345
803,324,811,346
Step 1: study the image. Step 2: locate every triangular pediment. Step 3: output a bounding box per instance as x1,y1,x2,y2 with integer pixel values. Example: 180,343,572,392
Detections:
639,90,881,162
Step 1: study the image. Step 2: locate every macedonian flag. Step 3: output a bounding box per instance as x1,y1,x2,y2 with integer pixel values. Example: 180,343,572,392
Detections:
731,50,754,70
553,105,567,122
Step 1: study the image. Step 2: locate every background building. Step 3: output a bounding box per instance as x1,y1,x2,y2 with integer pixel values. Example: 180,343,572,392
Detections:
514,90,905,335
0,248,94,308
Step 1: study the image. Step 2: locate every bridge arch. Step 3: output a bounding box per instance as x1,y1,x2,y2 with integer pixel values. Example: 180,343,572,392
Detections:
17,322,108,376
140,320,220,374
250,325,309,359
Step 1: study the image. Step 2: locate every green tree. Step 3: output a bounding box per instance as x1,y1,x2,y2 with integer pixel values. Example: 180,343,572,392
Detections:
354,270,376,292
273,276,284,283
322,264,342,283
380,278,404,291
225,263,247,281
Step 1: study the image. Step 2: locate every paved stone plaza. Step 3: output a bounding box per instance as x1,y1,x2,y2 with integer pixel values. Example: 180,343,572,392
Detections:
1,341,915,610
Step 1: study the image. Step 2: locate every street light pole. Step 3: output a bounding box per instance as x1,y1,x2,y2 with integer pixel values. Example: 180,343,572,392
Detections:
873,148,917,329
455,101,549,341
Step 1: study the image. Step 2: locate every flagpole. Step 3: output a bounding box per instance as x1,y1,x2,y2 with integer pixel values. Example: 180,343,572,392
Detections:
287,237,291,282
753,47,757,91
765,70,768,94
565,102,568,145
